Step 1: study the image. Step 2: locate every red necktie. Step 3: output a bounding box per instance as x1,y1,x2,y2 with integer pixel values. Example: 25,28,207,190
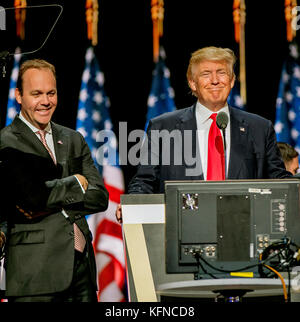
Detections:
206,113,225,181
37,130,86,252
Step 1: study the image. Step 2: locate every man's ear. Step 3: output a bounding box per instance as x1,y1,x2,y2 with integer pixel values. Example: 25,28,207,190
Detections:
15,88,22,104
188,78,196,92
230,74,236,89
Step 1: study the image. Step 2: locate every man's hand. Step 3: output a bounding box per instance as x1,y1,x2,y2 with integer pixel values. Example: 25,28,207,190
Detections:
0,231,6,249
74,174,88,191
116,204,122,224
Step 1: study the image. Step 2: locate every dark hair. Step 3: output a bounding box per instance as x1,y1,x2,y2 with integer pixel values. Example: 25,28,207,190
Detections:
17,59,56,95
277,142,299,162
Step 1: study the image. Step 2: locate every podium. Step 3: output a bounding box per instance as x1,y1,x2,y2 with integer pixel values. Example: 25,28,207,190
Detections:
121,194,299,302
121,194,194,302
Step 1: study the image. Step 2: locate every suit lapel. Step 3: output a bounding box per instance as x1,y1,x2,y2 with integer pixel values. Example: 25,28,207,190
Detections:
227,107,249,179
11,117,69,178
11,117,53,161
51,122,69,177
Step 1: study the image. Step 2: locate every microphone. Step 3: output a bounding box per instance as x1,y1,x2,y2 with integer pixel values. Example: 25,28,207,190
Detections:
216,112,229,130
216,112,228,153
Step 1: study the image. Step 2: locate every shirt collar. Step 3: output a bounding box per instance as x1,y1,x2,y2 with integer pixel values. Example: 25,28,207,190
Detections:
195,101,229,124
19,111,52,134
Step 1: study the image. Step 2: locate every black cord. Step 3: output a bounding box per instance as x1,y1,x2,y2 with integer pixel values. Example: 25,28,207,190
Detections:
195,248,287,274
196,240,298,275
259,239,300,278
194,252,218,279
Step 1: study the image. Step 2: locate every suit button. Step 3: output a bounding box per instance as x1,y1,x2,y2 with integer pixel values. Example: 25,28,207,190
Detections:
69,231,74,236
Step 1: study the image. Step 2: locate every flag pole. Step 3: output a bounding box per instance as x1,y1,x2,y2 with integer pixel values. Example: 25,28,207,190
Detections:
239,0,247,106
14,0,27,41
285,0,297,43
233,0,246,106
151,0,164,62
86,0,98,46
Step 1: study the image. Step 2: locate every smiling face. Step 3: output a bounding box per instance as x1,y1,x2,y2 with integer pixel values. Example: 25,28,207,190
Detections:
188,60,235,111
15,68,57,130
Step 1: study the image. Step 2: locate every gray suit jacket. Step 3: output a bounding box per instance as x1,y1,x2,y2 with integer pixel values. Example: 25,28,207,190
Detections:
0,116,109,297
128,104,291,193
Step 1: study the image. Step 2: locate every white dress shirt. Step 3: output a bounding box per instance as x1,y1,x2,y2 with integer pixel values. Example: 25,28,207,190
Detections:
19,111,57,163
195,101,231,180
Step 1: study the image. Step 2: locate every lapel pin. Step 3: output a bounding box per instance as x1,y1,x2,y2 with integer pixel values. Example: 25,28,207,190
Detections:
58,140,63,145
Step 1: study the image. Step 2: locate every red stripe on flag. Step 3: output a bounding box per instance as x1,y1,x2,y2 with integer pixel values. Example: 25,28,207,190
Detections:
98,260,114,290
104,182,124,204
96,218,122,241
98,255,125,290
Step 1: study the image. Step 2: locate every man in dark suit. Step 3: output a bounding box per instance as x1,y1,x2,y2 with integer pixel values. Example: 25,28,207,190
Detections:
116,46,290,221
0,59,109,301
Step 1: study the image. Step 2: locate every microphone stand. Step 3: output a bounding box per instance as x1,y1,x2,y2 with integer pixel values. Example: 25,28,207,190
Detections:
221,128,226,153
221,128,227,178
216,112,228,179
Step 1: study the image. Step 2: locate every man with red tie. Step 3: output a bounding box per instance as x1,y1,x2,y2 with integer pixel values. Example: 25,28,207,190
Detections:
116,46,290,221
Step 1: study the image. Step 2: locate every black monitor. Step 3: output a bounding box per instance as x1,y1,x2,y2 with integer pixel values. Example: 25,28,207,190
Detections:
165,179,300,279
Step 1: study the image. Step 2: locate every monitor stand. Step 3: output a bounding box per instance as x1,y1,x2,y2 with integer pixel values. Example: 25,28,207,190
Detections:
213,289,253,302
156,278,287,302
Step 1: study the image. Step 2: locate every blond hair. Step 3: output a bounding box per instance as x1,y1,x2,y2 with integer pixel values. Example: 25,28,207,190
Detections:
186,46,236,81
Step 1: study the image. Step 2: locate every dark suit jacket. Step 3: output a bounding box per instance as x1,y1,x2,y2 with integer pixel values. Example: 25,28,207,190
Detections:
128,104,291,193
0,116,109,297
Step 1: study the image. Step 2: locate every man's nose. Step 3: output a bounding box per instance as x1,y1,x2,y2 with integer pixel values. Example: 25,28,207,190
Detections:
40,94,50,105
210,72,219,84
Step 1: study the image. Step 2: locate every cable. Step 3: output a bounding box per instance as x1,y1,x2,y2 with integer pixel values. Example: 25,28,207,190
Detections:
191,239,299,302
263,264,288,302
194,252,218,279
259,239,299,279
195,248,286,274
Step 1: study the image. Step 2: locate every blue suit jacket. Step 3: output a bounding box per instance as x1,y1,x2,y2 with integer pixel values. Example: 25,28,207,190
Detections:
128,104,291,193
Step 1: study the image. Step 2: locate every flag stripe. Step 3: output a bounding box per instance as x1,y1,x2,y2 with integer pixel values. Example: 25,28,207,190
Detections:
103,165,124,190
96,217,123,240
76,47,126,302
104,182,123,204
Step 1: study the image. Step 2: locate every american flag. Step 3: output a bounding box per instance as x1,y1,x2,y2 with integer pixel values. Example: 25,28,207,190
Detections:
145,48,176,130
5,47,22,126
76,47,126,302
228,80,245,110
0,47,23,301
275,43,300,153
